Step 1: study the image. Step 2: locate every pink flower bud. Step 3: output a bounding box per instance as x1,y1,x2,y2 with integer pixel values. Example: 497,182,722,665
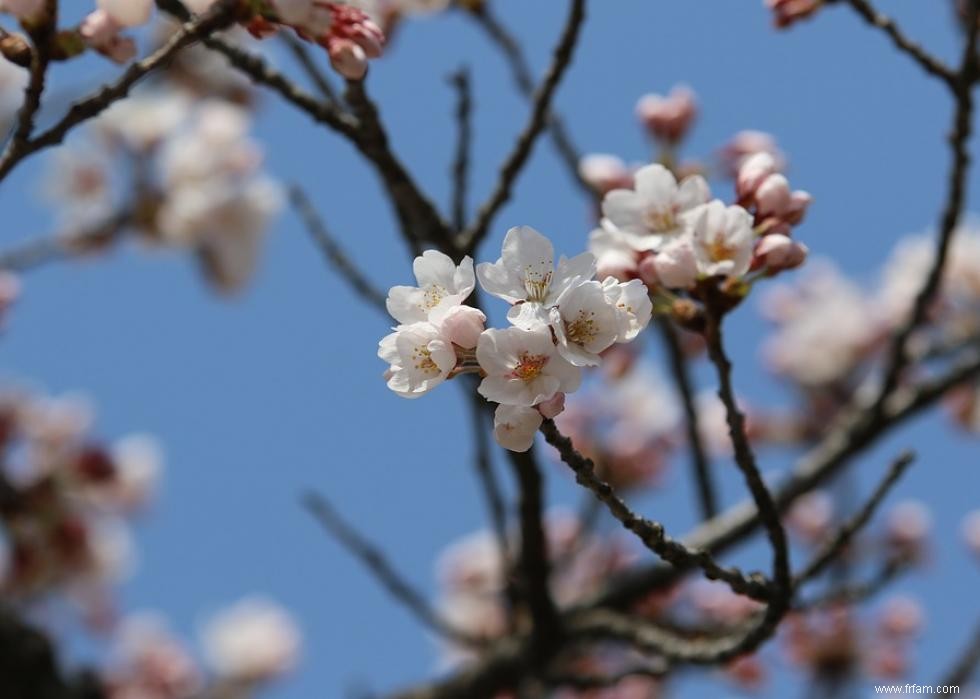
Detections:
440,305,486,349
785,190,812,225
736,152,779,203
577,154,632,194
328,38,368,80
80,9,122,46
535,393,565,419
766,0,824,29
720,130,785,177
653,240,698,290
755,234,808,271
636,254,660,287
961,510,980,558
635,86,697,144
755,173,793,218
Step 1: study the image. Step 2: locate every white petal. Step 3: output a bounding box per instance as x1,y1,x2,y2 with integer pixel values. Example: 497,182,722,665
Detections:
493,404,543,452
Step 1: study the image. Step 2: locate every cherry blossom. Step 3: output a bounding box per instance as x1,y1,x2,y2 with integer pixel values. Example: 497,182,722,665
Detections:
493,404,543,453
378,321,458,398
635,85,697,144
690,200,755,278
386,250,475,324
767,0,824,28
578,153,633,194
601,164,710,251
549,280,622,366
201,597,302,684
477,225,595,328
961,509,980,558
601,277,654,342
476,326,582,407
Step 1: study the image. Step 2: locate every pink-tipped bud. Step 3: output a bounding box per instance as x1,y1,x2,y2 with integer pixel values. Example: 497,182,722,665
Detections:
877,596,924,639
536,393,565,420
736,152,779,202
328,38,369,80
577,154,632,194
635,86,697,144
652,240,698,290
636,254,660,287
441,305,486,349
755,234,808,271
766,0,824,29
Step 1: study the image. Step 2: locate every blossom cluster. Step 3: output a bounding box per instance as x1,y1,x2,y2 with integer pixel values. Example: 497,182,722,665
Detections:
0,389,159,616
48,83,281,293
379,226,653,452
0,0,386,78
104,597,301,699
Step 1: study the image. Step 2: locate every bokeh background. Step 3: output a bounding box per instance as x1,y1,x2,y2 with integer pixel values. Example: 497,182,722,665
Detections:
1,1,978,697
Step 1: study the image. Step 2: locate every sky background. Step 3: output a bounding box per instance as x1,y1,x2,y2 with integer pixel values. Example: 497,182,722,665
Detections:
1,1,979,698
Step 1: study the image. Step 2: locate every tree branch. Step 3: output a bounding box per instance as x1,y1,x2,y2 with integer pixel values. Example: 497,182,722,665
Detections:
458,0,587,255
447,66,473,233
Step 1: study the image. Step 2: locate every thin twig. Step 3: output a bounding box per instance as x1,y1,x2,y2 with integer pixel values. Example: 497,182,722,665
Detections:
656,318,716,519
871,0,980,413
835,0,958,86
467,4,592,197
280,31,342,106
289,186,387,313
793,450,915,586
447,66,473,233
302,491,486,648
939,618,980,689
0,211,133,272
459,0,587,254
540,419,772,603
0,0,240,185
794,557,908,611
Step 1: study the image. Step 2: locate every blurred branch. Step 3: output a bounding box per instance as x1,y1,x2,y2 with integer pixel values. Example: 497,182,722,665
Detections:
302,491,487,649
447,66,473,233
459,0,587,255
793,450,915,587
833,0,957,86
289,186,387,313
0,211,133,272
940,618,980,689
540,419,772,603
870,0,980,415
466,4,592,197
0,1,240,186
794,557,908,611
656,318,716,519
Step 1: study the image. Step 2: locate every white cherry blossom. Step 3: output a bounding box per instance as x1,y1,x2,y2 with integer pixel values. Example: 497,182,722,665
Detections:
493,404,543,452
386,250,475,324
476,327,581,407
601,164,709,251
379,322,457,399
201,597,301,684
549,280,620,367
601,277,654,342
477,226,595,329
690,201,755,278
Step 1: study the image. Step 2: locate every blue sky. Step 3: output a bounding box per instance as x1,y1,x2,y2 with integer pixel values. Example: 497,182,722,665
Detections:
1,1,979,697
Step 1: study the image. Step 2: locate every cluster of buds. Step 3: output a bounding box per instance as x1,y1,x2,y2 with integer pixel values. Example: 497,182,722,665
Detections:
378,226,653,452
0,0,386,78
48,89,281,293
0,390,159,616
105,598,301,699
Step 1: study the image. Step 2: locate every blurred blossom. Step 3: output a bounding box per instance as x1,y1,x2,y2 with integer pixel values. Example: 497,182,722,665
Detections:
961,509,980,558
785,490,834,546
578,154,633,195
719,130,786,177
107,614,202,699
876,595,924,640
884,499,932,561
201,597,302,685
635,85,698,145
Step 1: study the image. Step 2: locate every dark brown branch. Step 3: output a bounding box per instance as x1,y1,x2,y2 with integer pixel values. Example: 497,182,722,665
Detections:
447,66,473,233
656,318,716,520
540,419,772,603
467,4,592,197
289,186,387,312
459,0,587,255
0,0,240,185
940,618,980,689
0,606,104,699
793,450,915,586
872,0,979,411
302,491,486,649
834,0,958,86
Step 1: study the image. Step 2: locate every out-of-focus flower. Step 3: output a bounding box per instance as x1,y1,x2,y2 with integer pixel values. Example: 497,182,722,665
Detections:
201,597,301,684
754,233,809,272
106,614,202,699
884,500,932,561
0,0,45,21
578,154,633,195
635,86,697,145
877,595,924,640
719,130,785,177
785,490,834,545
962,509,980,558
766,0,824,29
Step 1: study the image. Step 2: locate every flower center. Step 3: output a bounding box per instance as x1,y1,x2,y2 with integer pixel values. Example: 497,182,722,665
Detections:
522,262,553,302
708,235,737,263
510,352,549,382
565,310,598,346
643,206,676,233
412,345,440,375
419,284,448,312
